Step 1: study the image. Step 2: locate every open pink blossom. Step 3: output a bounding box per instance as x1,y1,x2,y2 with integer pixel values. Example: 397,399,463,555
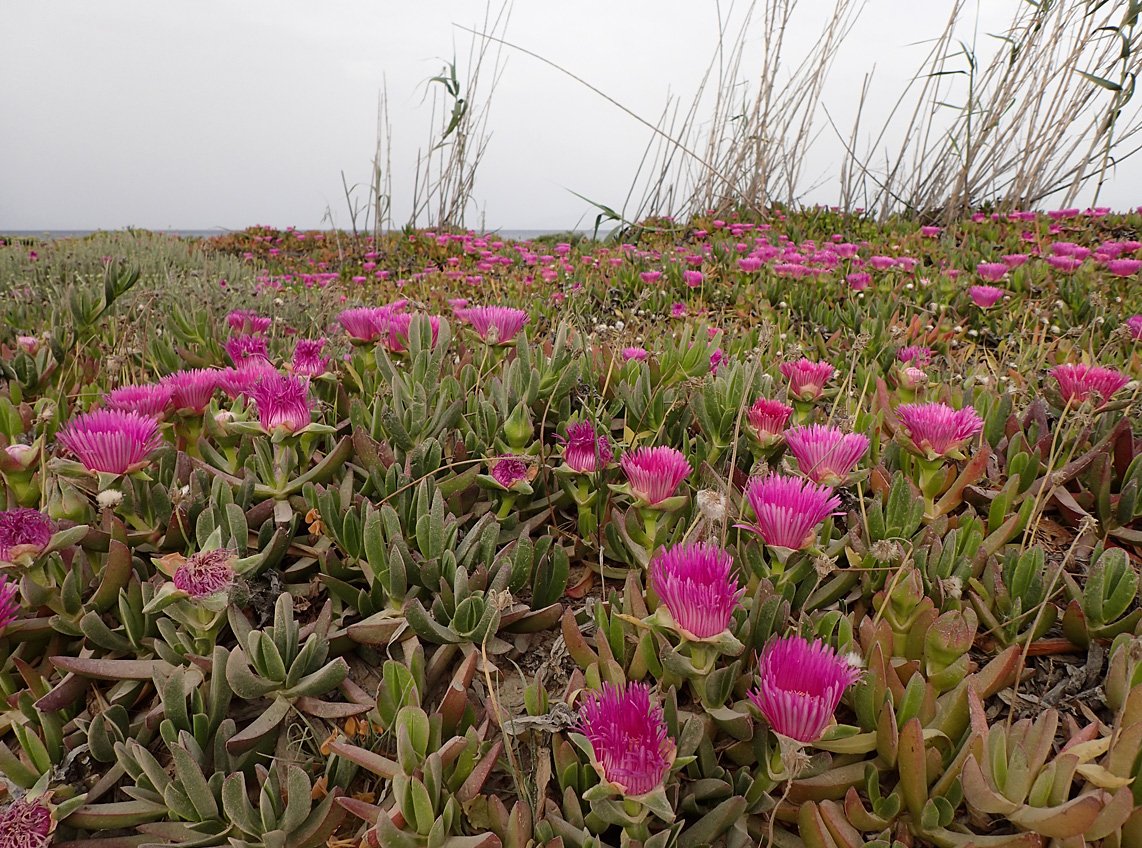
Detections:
785,424,869,486
0,509,54,562
162,369,220,414
748,634,861,743
621,347,649,361
1125,315,1142,341
976,263,1008,283
747,398,793,448
742,473,841,550
897,345,932,366
561,422,613,473
217,364,277,400
338,306,395,342
227,309,272,334
490,455,529,488
1107,258,1142,277
457,306,529,344
103,383,174,418
968,285,1004,308
0,797,53,848
1049,364,1130,407
895,402,984,459
779,359,836,402
620,446,692,506
173,548,235,598
649,541,743,640
57,410,163,474
579,681,675,796
225,334,270,370
291,338,330,377
249,372,313,432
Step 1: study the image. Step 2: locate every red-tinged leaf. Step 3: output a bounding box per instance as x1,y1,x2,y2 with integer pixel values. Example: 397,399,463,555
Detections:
1006,791,1102,838
458,740,503,802
897,718,928,821
341,675,374,707
326,739,399,779
336,796,384,825
50,657,173,680
63,800,168,829
295,697,371,718
35,672,88,713
961,756,1019,815
225,696,291,755
797,802,839,848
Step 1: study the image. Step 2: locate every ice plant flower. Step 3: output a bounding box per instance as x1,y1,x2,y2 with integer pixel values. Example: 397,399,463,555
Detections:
458,306,529,345
620,446,691,507
1107,258,1142,277
249,372,313,433
338,306,393,343
57,410,163,475
976,263,1008,283
741,473,841,554
162,369,220,414
561,421,614,473
291,338,330,377
0,508,54,563
227,309,272,334
779,358,836,402
1050,363,1130,407
785,424,870,486
895,402,984,460
649,541,743,641
0,797,53,848
1126,315,1142,341
0,575,19,630
578,681,675,797
225,334,270,370
490,455,529,489
746,398,793,455
621,347,649,361
968,285,1004,308
748,634,861,744
103,383,174,418
897,345,932,366
173,548,236,599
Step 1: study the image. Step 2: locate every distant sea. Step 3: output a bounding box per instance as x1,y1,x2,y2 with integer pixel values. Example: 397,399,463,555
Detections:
0,228,589,241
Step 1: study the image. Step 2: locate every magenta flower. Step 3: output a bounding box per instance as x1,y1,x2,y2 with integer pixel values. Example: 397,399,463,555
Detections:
15,336,39,355
897,345,932,366
0,509,54,562
227,309,272,334
779,358,836,402
173,548,235,598
291,338,330,377
968,285,1004,308
649,542,743,640
579,681,675,796
490,455,529,488
895,402,984,459
1107,258,1142,277
249,372,313,432
1125,315,1142,341
562,421,613,473
747,398,793,448
103,383,174,418
976,263,1008,283
640,271,663,285
57,410,163,474
785,424,869,486
670,302,687,318
684,270,704,288
458,306,529,345
1049,364,1130,407
217,364,277,400
748,634,861,743
742,473,841,550
338,306,393,342
383,313,441,353
225,334,270,370
846,272,871,291
0,798,53,848
620,446,692,506
0,574,19,629
162,369,220,413
621,347,649,361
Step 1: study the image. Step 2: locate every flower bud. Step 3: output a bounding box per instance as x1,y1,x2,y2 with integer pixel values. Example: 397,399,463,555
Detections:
502,400,533,452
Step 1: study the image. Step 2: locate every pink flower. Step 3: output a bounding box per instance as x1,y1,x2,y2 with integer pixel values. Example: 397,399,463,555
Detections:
779,358,836,402
738,257,763,272
976,263,1008,283
709,348,724,375
620,446,691,506
162,369,220,413
895,402,984,459
490,455,529,488
1107,258,1142,277
785,424,869,486
649,541,743,640
1002,254,1029,269
0,509,54,562
291,338,330,377
173,548,235,598
383,313,441,353
1046,255,1084,273
1125,315,1142,340
0,575,18,630
968,285,1004,308
103,384,174,418
578,681,675,796
0,798,53,848
747,398,793,448
846,272,871,291
458,306,529,344
217,364,276,400
15,336,39,355
671,303,687,318
640,271,663,285
338,306,392,342
920,226,941,237
562,422,613,473
748,634,861,743
742,473,840,550
227,309,272,334
684,270,704,287
57,409,163,474
622,347,649,361
897,345,932,366
225,334,270,370
249,372,313,432
1049,364,1130,407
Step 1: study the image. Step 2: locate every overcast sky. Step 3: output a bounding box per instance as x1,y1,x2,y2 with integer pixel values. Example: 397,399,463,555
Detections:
2,2,1136,232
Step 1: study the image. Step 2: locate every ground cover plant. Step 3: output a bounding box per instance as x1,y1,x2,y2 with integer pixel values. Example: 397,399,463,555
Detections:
1,208,1142,847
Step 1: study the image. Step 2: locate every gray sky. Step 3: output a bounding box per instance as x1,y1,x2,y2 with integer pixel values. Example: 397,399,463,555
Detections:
2,2,1136,231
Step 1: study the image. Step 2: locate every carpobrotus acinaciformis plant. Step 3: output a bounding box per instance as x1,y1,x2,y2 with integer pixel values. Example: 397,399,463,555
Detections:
56,409,163,476
648,541,743,642
0,508,54,564
457,305,529,345
784,424,869,486
578,680,676,798
1049,363,1131,408
895,401,984,514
